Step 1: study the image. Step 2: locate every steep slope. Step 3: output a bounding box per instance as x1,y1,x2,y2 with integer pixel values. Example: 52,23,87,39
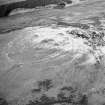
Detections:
0,0,72,17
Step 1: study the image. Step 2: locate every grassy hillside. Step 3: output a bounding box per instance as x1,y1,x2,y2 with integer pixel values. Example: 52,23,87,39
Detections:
0,0,72,17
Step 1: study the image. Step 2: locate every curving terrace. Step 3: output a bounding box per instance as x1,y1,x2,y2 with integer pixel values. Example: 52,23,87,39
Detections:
0,0,72,17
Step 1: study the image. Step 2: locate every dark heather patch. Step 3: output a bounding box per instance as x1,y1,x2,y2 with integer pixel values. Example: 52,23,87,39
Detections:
0,97,8,105
27,85,89,105
37,79,53,91
40,39,54,44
